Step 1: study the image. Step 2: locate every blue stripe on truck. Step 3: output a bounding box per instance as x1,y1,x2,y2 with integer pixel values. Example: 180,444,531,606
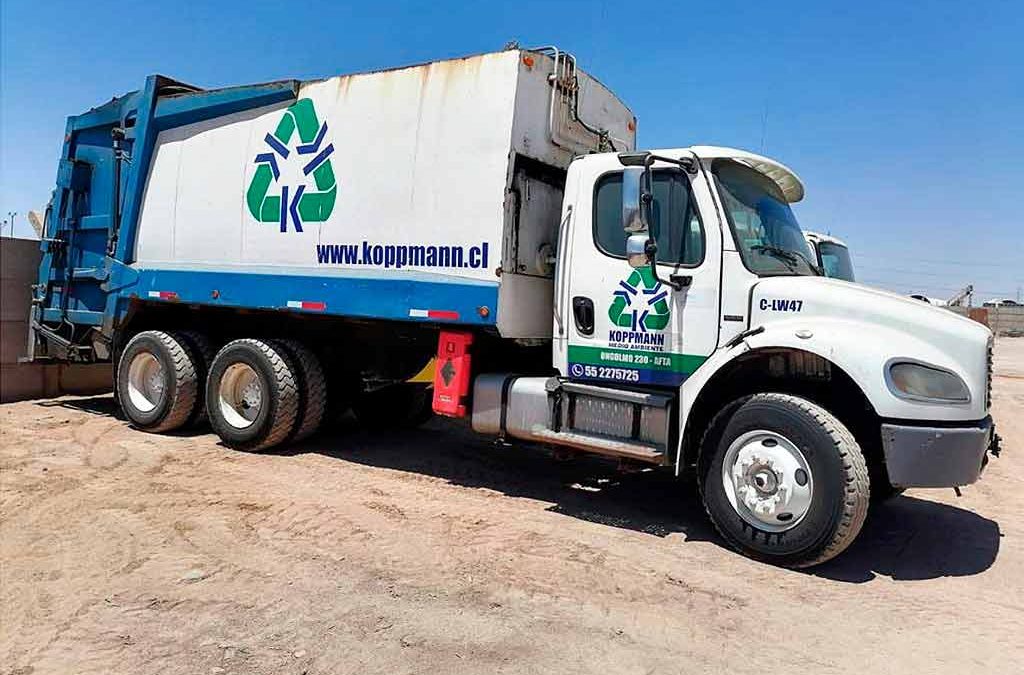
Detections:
128,266,500,326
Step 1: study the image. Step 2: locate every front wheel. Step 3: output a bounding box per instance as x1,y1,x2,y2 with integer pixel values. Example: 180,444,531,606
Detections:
699,393,870,568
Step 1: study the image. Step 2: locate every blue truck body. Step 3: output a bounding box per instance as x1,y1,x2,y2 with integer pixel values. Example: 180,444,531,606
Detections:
31,75,499,361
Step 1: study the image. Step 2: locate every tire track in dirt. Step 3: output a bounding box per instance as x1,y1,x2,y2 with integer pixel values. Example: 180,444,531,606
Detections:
3,342,1024,675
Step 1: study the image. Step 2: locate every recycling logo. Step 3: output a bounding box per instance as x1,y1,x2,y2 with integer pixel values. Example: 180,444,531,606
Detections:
608,267,670,332
246,98,337,232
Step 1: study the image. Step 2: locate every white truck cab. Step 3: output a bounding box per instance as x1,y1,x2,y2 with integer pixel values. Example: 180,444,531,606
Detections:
476,144,998,567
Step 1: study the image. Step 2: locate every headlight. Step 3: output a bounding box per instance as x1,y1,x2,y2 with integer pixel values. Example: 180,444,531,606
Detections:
886,361,970,403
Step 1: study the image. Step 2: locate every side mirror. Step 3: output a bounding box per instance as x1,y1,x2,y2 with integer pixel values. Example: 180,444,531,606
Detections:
625,233,650,268
622,167,647,233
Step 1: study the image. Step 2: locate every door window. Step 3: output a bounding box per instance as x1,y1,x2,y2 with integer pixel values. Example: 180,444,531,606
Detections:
593,170,704,267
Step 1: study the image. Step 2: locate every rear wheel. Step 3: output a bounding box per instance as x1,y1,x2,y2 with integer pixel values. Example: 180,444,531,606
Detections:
116,330,200,432
206,339,299,451
272,339,327,442
699,393,870,568
176,330,215,426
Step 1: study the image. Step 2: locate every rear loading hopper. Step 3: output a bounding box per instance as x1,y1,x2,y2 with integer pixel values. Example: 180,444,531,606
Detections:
31,48,635,364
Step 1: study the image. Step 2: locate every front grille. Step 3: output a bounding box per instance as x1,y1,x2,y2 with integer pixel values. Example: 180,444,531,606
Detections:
986,338,993,410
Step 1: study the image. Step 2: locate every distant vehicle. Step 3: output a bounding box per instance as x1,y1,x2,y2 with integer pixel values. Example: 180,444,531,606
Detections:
804,231,854,281
910,295,948,306
983,299,1020,307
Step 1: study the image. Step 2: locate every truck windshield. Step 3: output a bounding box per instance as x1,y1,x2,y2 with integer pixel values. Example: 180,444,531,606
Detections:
712,159,817,276
817,241,855,281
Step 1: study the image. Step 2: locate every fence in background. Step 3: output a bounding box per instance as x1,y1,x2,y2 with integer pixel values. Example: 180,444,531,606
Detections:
948,305,1024,337
1,238,111,402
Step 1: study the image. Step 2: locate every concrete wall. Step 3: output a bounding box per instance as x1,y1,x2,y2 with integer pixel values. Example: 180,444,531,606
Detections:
986,306,1024,337
949,305,1024,337
1,238,112,403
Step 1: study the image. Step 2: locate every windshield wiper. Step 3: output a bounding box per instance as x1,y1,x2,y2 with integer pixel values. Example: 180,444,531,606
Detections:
787,247,822,275
751,244,821,275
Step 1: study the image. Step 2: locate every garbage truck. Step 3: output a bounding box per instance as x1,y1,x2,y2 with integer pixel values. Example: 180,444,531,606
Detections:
804,231,855,281
28,47,1000,567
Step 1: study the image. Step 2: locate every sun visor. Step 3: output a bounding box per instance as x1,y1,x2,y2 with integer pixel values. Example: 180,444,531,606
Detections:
691,146,805,203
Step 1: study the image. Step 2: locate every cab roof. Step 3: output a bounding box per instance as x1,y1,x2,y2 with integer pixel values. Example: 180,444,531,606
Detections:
686,146,805,203
576,145,806,204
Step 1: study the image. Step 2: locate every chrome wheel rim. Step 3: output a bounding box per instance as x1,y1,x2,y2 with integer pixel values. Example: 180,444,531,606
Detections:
218,363,263,429
721,430,814,532
127,352,165,413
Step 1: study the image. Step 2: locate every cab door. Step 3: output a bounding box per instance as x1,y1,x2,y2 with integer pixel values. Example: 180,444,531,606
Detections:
554,156,722,388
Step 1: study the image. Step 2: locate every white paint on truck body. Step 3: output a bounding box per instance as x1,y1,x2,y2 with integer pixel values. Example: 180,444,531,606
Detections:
134,50,635,338
553,147,991,442
745,276,992,421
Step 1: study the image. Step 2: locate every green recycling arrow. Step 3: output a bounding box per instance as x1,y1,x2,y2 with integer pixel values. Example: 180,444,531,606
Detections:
246,98,337,231
608,267,671,331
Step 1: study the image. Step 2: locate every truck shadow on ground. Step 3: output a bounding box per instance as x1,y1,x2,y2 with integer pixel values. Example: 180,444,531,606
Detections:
811,495,1001,583
292,418,1002,584
299,418,717,540
44,397,1001,583
36,395,211,437
37,395,121,417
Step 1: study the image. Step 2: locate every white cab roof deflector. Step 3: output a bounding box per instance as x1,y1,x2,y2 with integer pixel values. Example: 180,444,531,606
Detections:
805,231,849,248
689,145,805,203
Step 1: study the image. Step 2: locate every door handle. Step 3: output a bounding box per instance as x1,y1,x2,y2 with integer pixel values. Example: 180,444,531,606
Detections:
670,274,693,288
572,296,595,335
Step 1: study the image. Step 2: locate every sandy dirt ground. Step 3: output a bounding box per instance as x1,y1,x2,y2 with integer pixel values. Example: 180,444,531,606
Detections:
2,341,1023,675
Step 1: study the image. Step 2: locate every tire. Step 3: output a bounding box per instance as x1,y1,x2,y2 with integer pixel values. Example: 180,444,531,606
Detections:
175,330,215,426
206,339,300,452
699,393,870,568
116,330,200,433
353,384,433,429
271,339,327,442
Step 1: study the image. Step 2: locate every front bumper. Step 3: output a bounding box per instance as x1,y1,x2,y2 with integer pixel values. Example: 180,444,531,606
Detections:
881,416,996,488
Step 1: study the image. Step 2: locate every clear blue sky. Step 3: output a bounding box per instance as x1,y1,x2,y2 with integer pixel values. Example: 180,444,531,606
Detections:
2,0,1021,301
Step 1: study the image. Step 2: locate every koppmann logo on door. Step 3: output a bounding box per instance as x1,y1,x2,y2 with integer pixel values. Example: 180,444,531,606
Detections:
607,267,670,349
246,98,337,232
